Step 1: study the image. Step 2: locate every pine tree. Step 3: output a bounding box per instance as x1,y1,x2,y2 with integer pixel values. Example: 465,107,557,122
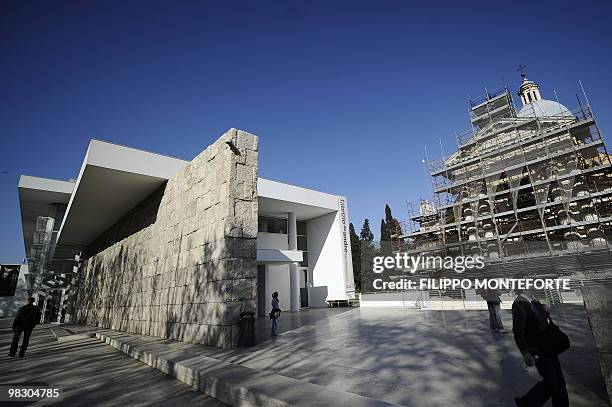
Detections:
349,223,361,291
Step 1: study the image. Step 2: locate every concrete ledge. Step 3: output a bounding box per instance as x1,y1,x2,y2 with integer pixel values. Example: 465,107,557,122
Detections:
48,325,103,342
96,331,398,407
256,248,303,263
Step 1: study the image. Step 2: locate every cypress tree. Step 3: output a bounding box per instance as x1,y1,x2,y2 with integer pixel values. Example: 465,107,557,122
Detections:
384,204,403,241
359,219,375,292
380,218,390,241
385,204,393,225
349,223,361,291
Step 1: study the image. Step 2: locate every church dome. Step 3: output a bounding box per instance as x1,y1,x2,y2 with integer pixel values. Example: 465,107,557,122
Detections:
517,99,574,118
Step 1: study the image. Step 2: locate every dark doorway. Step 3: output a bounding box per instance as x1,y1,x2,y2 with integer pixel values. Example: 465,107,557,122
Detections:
300,268,309,308
257,265,266,317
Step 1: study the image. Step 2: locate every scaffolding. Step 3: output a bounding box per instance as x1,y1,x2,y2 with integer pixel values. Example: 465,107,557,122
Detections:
406,77,612,263
363,75,612,307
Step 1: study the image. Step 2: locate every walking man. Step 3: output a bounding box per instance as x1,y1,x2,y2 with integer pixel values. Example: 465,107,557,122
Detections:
9,297,41,358
512,288,569,407
484,288,504,331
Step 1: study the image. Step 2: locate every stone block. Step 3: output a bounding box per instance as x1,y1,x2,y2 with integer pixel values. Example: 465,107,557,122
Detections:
207,324,241,348
184,283,197,304
224,201,257,238
183,215,198,235
225,279,257,302
189,228,205,249
172,286,185,304
178,249,189,269
150,321,165,338
198,259,233,282
236,129,258,151
188,247,207,267
181,323,201,343
245,149,257,167
228,237,257,259
175,268,186,287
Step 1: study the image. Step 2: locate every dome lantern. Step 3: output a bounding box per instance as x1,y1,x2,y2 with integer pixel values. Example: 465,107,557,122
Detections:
517,70,542,106
514,67,574,118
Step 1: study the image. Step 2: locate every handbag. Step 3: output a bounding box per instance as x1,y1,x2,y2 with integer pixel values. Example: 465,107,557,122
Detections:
535,317,570,356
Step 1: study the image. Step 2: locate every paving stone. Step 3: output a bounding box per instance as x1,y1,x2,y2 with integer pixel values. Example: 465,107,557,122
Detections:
95,329,396,407
0,320,225,407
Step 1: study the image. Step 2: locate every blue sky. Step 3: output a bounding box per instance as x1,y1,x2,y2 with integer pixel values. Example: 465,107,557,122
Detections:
1,0,612,263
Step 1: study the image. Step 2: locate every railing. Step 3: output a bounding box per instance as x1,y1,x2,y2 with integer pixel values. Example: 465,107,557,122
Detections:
469,85,509,108
456,127,476,147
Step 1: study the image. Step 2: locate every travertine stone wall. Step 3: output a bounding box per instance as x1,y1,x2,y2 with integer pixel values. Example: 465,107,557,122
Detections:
75,129,258,348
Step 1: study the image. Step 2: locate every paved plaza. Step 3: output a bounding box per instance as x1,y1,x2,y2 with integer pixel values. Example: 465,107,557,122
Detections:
0,319,224,407
208,304,610,406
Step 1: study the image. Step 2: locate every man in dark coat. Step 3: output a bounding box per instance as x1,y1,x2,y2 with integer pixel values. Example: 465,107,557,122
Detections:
483,288,504,331
512,289,568,407
9,297,41,358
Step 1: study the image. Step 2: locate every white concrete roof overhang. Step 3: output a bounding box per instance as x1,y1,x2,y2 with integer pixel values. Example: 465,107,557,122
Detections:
56,140,188,247
50,140,342,248
257,178,339,220
18,176,75,255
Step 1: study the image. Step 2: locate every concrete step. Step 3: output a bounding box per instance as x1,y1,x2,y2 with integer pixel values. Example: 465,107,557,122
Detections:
95,330,399,407
48,324,101,342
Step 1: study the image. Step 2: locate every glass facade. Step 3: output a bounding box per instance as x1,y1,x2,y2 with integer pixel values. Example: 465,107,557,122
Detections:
258,216,288,234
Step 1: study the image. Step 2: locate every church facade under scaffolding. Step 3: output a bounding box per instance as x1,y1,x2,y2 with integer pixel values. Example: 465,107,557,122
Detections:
361,72,612,309
411,74,612,262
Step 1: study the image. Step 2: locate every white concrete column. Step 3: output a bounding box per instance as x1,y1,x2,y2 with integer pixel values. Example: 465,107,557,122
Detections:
288,212,300,312
288,212,297,250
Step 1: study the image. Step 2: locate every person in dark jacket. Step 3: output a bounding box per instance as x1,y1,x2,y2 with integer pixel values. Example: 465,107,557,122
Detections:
9,297,41,358
270,292,280,337
483,288,504,331
512,289,568,407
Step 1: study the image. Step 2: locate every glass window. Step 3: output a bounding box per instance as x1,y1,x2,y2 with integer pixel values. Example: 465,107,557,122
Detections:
258,216,287,234
297,235,308,251
297,221,307,236
299,252,308,268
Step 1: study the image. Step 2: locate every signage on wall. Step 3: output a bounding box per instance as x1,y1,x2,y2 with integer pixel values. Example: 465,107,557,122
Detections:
339,199,355,294
339,199,349,255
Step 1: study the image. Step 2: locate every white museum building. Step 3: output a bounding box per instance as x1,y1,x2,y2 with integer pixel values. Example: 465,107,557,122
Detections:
17,130,355,336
